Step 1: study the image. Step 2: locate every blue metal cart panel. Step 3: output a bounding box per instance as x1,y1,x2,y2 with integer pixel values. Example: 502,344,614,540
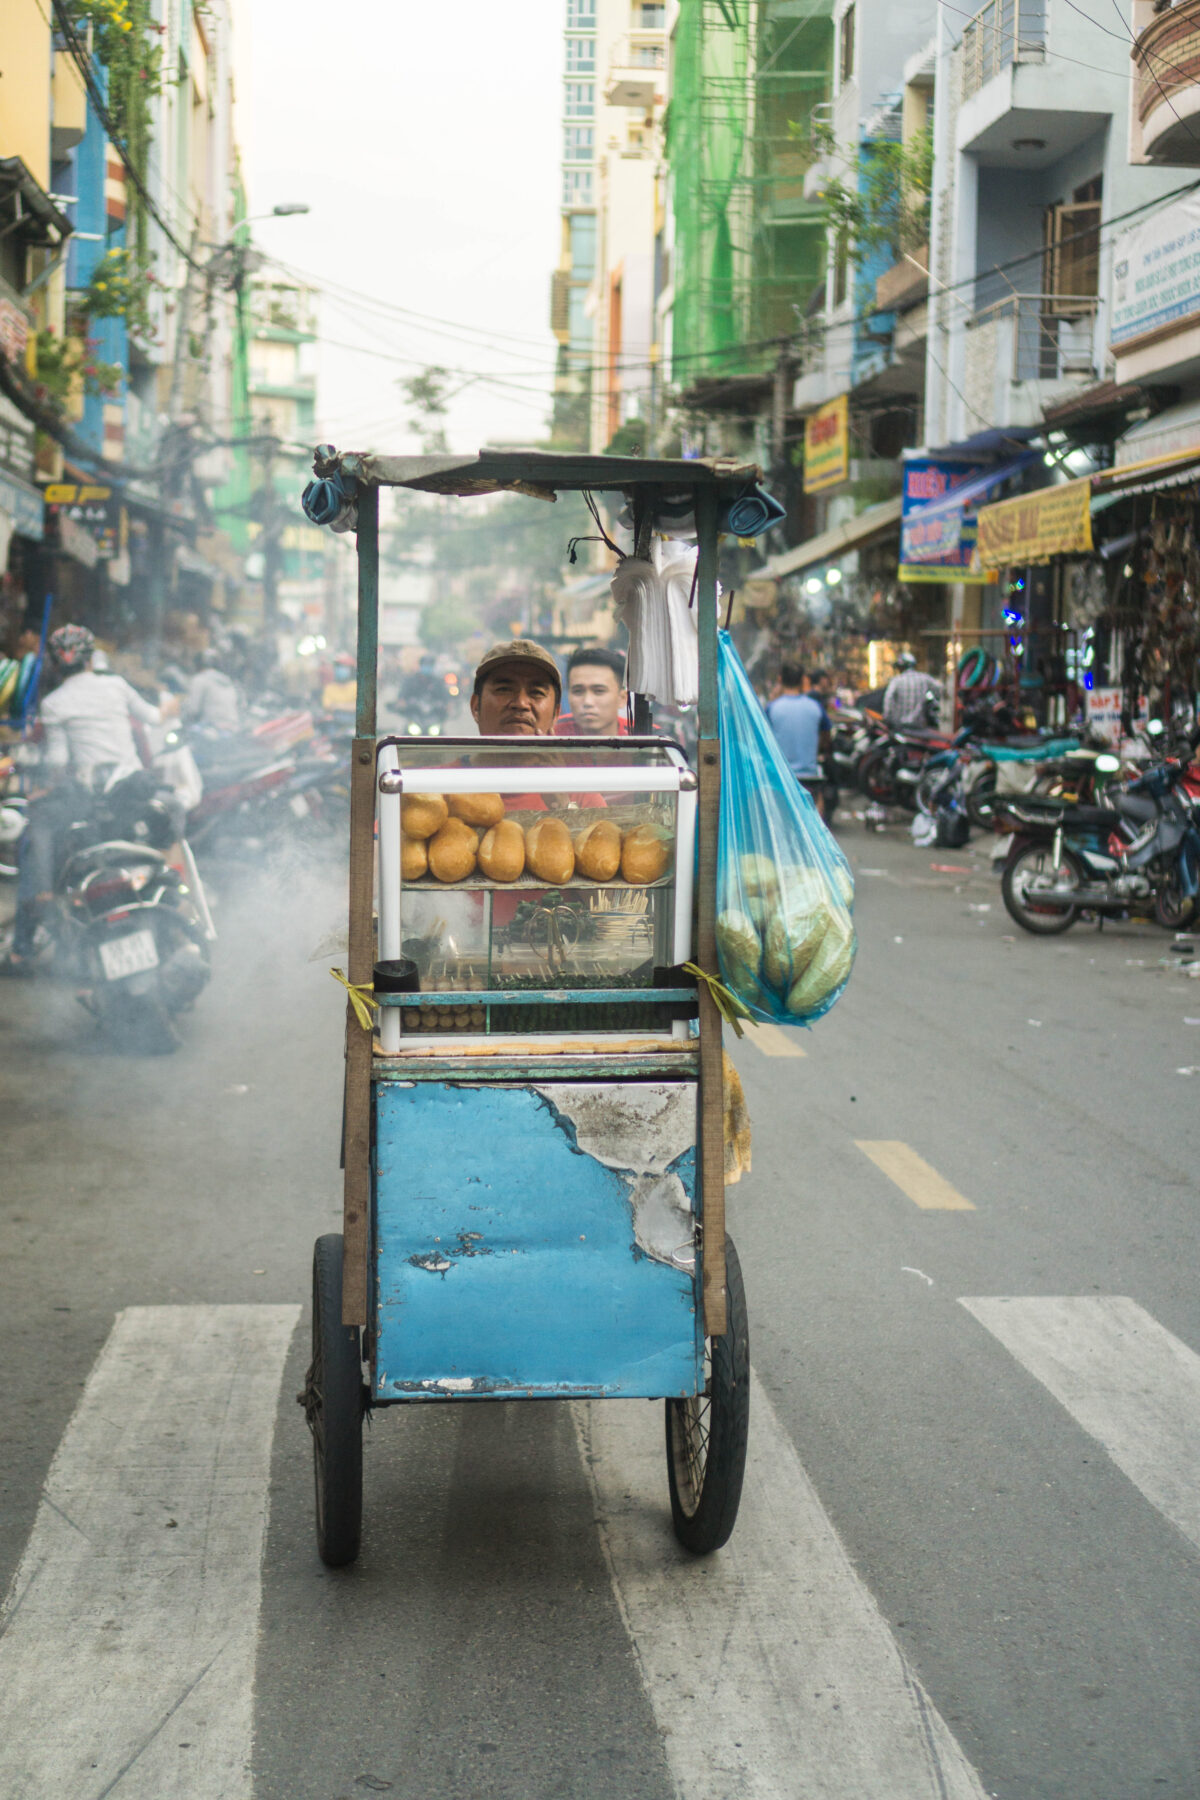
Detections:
373,1080,702,1400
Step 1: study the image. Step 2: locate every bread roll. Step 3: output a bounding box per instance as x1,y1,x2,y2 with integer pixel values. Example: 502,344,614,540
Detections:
478,818,525,882
525,816,575,885
448,791,505,829
620,823,671,885
401,793,447,840
401,833,428,881
573,818,622,882
427,817,479,882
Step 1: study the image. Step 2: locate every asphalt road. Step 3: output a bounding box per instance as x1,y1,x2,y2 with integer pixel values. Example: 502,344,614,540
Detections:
1,818,1198,1800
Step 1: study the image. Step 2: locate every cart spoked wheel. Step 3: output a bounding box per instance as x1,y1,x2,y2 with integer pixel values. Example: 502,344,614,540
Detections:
304,1233,366,1567
666,1235,749,1555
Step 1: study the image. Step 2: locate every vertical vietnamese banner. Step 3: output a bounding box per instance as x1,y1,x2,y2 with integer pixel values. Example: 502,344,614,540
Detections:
803,395,849,494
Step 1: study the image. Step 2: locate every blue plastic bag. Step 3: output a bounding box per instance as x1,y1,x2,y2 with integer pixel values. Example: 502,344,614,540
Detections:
715,632,856,1025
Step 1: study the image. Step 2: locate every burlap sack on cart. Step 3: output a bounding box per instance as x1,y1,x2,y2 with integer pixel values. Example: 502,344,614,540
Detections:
714,631,856,1025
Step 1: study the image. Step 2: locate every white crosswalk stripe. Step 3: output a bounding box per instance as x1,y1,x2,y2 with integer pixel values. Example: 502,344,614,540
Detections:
573,1374,989,1800
0,1304,299,1800
960,1295,1200,1555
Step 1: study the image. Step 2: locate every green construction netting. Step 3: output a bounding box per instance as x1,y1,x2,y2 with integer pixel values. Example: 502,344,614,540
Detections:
669,0,834,385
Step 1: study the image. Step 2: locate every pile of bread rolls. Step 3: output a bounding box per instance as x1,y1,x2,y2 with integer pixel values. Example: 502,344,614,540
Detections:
399,793,672,886
716,851,855,1021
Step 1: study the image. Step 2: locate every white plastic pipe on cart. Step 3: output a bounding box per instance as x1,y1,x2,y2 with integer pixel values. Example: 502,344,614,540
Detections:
574,1373,989,1800
0,1304,299,1799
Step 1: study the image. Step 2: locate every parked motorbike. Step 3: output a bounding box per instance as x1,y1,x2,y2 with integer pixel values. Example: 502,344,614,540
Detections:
51,770,215,1051
998,751,1200,934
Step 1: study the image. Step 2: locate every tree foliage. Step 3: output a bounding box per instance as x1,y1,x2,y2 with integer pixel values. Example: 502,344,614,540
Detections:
805,124,934,270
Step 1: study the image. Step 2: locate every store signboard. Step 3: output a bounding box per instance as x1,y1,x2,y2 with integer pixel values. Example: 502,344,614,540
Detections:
1112,191,1200,348
803,395,849,493
1086,686,1148,746
899,458,996,584
976,478,1093,568
0,467,44,541
43,481,120,559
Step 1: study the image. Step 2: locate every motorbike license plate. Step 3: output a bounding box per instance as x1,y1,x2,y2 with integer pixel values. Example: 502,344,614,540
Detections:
99,928,160,981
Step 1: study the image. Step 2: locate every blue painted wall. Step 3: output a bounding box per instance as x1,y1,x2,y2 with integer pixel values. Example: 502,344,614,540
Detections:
373,1082,703,1401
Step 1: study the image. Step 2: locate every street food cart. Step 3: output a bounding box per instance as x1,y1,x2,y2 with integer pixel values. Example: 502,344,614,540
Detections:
301,449,760,1567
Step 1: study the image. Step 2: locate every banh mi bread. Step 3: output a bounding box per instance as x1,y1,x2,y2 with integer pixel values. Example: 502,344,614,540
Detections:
478,818,525,882
620,822,671,885
427,817,479,882
401,833,429,881
447,791,505,829
401,793,448,840
525,816,575,885
573,818,622,882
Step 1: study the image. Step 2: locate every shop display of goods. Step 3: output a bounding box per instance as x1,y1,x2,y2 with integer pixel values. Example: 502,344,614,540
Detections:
396,794,674,888
573,819,622,881
401,793,448,839
621,822,671,885
401,833,429,881
525,816,575,884
427,817,479,882
448,791,505,828
478,818,526,881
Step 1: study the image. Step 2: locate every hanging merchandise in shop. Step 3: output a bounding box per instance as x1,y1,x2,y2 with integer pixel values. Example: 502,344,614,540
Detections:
803,396,849,494
976,479,1094,568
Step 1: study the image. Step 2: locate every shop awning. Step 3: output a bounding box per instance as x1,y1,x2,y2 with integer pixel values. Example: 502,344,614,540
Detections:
755,495,902,580
1091,443,1200,497
976,478,1093,568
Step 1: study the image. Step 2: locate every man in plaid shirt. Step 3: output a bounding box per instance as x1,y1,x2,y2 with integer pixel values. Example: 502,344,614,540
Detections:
883,653,941,729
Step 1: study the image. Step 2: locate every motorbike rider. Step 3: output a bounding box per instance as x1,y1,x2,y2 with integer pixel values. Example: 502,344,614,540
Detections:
883,651,942,730
1,625,172,974
185,646,241,734
766,661,831,820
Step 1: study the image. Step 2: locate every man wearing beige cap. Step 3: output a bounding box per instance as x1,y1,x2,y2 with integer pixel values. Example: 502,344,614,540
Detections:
469,639,561,736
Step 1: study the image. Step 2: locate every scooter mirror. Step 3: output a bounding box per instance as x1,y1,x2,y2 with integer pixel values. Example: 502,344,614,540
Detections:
1094,754,1121,775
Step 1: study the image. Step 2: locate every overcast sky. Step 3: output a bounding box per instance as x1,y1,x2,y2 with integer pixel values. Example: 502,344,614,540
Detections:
238,0,564,457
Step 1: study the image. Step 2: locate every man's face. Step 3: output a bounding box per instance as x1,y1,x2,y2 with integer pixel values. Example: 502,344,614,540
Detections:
567,662,624,735
471,661,559,735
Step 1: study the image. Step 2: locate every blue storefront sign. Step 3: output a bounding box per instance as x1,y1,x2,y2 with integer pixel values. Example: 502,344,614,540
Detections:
900,455,1033,584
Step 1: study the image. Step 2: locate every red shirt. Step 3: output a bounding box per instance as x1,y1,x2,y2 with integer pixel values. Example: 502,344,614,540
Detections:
554,712,629,736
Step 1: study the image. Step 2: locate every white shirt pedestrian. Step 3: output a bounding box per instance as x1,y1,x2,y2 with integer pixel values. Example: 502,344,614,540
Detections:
40,669,162,790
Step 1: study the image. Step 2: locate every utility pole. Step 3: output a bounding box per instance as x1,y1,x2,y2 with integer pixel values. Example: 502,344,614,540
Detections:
771,338,792,480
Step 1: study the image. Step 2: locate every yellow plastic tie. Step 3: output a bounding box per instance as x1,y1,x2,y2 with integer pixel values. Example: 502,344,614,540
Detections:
682,961,756,1040
330,966,378,1031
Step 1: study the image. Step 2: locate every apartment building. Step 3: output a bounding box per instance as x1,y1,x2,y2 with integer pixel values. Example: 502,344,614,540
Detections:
550,0,600,447
924,0,1179,449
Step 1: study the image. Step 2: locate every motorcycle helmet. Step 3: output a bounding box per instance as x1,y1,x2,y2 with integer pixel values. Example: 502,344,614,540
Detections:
47,624,96,671
895,651,918,671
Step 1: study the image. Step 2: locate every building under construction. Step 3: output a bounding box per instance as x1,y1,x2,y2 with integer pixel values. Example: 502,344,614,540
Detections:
667,0,834,429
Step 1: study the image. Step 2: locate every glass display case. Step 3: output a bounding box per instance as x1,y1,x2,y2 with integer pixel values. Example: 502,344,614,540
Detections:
375,737,696,1050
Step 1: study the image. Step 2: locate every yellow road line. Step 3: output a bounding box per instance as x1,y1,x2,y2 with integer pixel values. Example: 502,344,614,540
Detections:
750,1023,806,1058
855,1141,976,1210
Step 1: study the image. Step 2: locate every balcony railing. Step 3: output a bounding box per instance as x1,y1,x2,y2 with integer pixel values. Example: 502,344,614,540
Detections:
1134,0,1200,136
960,0,1047,101
969,293,1097,381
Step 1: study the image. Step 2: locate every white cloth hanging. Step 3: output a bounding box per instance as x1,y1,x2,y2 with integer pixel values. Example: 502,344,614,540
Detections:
611,537,717,708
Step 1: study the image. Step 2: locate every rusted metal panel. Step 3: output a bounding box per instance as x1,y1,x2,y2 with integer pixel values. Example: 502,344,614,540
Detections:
372,1082,702,1401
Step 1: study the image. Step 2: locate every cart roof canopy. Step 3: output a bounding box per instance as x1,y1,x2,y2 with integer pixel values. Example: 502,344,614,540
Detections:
331,447,761,500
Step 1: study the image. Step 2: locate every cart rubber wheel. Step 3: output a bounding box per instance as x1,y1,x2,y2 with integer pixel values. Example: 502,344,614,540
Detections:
666,1235,749,1555
307,1233,365,1568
